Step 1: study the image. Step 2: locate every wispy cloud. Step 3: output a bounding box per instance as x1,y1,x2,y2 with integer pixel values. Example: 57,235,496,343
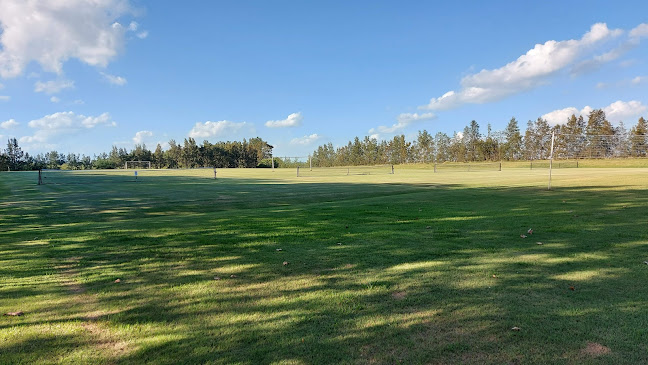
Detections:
290,133,321,145
420,23,624,111
34,79,74,94
1,119,19,129
265,112,303,128
542,100,647,125
188,120,253,139
20,111,116,144
101,72,127,86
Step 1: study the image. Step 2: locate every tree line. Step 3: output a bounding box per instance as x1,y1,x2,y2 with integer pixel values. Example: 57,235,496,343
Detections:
2,109,647,171
0,137,274,171
310,110,648,166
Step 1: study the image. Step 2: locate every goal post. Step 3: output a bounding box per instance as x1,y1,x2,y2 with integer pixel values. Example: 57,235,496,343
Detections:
124,160,151,169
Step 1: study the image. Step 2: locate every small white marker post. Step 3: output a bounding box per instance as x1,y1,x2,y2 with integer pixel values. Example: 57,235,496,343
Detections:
213,167,217,179
134,170,138,181
548,131,555,190
309,155,312,171
271,153,274,172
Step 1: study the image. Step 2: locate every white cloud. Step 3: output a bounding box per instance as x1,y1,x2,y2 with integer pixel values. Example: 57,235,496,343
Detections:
188,120,253,139
20,111,116,144
137,31,149,39
631,76,644,85
542,107,583,125
420,23,623,110
34,79,74,94
128,21,138,31
369,112,436,135
543,100,647,125
133,130,153,144
100,72,127,85
50,96,60,103
1,119,19,129
0,0,138,78
290,133,321,145
72,99,85,105
265,112,303,128
0,95,9,101
604,100,647,122
0,82,3,89
629,23,648,39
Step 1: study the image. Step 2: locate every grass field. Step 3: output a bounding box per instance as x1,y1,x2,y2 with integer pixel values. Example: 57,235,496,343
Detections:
2,167,648,364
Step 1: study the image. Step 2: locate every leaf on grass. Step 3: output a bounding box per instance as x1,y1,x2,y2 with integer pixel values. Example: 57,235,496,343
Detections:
230,274,237,278
527,228,533,234
520,234,527,238
536,242,543,245
511,326,520,331
492,274,497,278
643,261,648,265
337,242,342,245
426,226,431,229
275,248,282,251
114,279,121,283
283,261,289,266
214,276,221,280
3,311,24,316
569,286,575,291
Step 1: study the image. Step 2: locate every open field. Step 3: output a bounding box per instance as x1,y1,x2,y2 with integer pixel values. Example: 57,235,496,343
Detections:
1,167,648,364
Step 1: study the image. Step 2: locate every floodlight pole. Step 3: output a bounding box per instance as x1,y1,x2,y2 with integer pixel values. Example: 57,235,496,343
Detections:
548,131,555,190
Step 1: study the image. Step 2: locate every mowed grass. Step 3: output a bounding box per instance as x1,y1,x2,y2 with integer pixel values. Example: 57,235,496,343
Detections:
1,167,648,364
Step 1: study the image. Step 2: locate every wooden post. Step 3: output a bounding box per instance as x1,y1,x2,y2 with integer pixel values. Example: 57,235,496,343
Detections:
499,162,502,171
213,167,217,179
309,155,312,171
297,166,300,177
434,163,437,173
38,169,43,185
391,165,394,174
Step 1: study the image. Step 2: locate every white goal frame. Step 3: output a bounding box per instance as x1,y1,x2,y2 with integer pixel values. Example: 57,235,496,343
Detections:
125,160,151,169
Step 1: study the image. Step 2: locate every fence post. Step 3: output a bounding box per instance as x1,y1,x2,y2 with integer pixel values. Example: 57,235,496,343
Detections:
213,167,217,179
548,131,555,190
297,166,300,177
391,165,394,174
434,163,437,173
499,162,502,171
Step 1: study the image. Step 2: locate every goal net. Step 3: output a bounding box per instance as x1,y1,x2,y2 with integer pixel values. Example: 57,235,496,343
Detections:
125,160,151,169
297,164,394,177
433,162,501,172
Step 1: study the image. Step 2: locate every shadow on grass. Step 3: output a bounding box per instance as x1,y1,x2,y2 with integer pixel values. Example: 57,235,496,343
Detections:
1,171,648,364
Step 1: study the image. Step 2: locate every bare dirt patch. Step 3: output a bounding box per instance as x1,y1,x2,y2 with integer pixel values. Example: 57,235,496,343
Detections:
580,342,611,357
391,291,407,299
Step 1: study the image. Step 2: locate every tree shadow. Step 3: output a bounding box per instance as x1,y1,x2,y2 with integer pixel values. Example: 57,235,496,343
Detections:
1,171,648,364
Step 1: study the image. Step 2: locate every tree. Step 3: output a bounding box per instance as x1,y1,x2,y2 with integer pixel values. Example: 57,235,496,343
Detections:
5,138,24,171
415,130,435,163
503,117,523,160
466,120,481,161
630,117,648,157
153,144,165,168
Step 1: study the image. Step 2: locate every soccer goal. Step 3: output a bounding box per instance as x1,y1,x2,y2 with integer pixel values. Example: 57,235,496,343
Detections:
125,160,151,169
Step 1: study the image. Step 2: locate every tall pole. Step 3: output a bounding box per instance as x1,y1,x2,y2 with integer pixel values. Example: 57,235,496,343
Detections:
271,152,274,172
548,131,555,190
309,155,312,171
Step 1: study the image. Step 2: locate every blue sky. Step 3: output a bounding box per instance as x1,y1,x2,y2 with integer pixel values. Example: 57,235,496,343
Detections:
1,0,647,157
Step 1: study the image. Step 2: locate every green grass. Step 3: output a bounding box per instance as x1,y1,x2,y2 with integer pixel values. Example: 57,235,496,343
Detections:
1,167,648,364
